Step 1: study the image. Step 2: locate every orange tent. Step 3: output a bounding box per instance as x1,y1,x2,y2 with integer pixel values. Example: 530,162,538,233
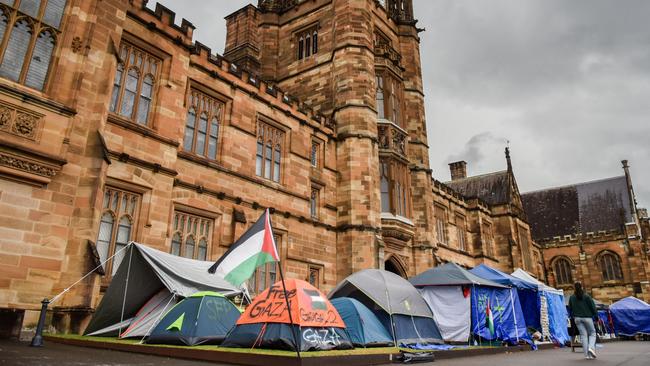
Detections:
223,279,352,351
238,279,345,327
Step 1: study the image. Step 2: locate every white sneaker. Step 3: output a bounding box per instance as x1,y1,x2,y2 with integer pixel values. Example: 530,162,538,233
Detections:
588,348,597,359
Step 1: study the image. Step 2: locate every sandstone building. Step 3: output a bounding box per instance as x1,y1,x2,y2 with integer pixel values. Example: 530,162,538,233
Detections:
522,161,650,304
0,0,580,337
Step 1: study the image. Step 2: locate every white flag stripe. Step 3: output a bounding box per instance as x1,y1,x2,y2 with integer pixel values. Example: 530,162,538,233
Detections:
214,230,265,277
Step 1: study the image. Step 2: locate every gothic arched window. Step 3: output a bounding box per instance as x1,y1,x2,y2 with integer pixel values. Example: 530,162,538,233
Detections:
170,211,213,260
109,41,160,125
95,187,140,276
599,252,623,282
553,257,573,285
0,1,66,91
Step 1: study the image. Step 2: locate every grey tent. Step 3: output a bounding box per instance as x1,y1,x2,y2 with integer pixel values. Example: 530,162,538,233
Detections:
329,269,444,345
84,242,239,337
410,263,506,287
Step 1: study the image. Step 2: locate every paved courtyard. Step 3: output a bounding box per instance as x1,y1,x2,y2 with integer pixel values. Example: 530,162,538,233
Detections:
0,339,648,366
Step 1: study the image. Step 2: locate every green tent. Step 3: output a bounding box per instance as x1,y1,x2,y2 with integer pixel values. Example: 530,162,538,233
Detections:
146,291,241,346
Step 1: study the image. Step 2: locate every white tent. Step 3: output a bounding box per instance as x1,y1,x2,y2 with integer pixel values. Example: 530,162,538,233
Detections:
511,268,563,295
419,286,470,342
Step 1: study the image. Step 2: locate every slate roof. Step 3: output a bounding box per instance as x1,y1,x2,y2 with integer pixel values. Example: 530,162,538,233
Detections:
521,176,632,241
444,170,511,206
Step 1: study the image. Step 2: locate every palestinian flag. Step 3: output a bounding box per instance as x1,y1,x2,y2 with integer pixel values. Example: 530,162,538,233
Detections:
304,289,327,310
208,209,280,287
486,300,495,336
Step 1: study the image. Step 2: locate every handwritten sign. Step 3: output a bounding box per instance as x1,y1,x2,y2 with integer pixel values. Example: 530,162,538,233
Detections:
236,279,345,328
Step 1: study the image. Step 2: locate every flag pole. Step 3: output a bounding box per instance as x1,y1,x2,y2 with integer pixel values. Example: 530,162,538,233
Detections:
278,260,301,360
269,209,301,360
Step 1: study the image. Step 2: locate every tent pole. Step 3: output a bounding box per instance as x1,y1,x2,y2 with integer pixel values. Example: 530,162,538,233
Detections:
277,260,301,360
509,288,519,343
472,284,482,347
118,243,134,336
139,293,176,344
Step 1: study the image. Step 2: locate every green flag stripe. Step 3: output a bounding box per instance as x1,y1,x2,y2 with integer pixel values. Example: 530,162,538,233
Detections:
224,251,277,287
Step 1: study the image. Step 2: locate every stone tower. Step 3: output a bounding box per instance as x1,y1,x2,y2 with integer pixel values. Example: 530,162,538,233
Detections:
224,0,432,280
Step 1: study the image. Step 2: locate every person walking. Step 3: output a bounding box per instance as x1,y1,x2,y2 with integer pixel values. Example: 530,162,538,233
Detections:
568,282,598,359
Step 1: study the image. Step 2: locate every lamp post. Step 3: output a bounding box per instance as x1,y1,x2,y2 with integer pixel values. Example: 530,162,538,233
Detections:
29,298,50,347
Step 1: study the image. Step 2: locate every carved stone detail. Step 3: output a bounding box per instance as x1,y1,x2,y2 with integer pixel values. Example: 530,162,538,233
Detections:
12,113,37,139
0,152,57,177
0,106,11,130
71,36,83,53
377,121,407,157
0,101,42,141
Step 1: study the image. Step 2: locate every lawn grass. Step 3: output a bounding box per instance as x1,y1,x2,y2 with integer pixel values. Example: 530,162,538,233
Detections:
45,333,401,357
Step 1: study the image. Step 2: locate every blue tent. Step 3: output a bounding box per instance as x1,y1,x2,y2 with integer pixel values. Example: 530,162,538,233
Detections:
469,286,531,345
470,264,540,331
610,297,650,336
331,297,394,347
511,269,570,345
597,310,615,336
147,291,241,346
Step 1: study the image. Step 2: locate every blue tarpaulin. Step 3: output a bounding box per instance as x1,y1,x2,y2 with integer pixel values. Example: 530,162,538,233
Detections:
470,286,531,345
610,297,650,336
470,265,540,331
544,291,570,345
511,269,570,345
597,310,615,335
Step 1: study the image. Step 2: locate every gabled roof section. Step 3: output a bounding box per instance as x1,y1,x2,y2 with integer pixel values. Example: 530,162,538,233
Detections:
521,176,632,241
445,170,511,206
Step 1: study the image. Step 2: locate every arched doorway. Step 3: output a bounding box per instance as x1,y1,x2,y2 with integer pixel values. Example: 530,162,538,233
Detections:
385,255,408,278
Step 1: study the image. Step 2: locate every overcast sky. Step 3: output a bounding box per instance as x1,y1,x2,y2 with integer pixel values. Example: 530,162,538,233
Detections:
151,1,650,207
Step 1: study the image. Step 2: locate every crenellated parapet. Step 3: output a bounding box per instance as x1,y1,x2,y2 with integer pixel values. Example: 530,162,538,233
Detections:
129,2,336,135
539,229,627,247
136,0,195,42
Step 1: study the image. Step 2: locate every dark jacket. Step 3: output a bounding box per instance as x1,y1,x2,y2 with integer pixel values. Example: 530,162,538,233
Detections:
568,294,597,318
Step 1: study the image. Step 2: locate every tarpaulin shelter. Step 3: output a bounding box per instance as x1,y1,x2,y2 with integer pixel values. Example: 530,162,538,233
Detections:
410,263,528,344
329,269,443,346
147,291,241,345
470,264,539,331
84,243,240,338
410,263,501,343
330,297,394,347
511,269,570,345
610,297,650,336
222,279,353,351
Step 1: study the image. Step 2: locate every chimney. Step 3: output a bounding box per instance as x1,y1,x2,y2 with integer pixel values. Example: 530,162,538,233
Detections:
449,161,467,181
224,5,261,74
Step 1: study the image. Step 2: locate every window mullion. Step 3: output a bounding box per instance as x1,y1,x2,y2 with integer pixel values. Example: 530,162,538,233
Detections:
107,212,119,275
18,21,38,84
115,61,129,117
132,70,144,121
0,10,16,63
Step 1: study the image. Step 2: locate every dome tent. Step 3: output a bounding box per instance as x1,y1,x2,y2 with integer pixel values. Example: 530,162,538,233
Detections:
222,279,353,352
330,297,394,347
329,269,443,346
147,291,241,346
